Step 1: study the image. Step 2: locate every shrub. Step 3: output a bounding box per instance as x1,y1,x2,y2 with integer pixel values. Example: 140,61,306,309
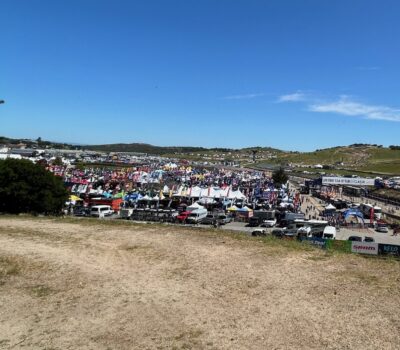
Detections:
0,159,68,214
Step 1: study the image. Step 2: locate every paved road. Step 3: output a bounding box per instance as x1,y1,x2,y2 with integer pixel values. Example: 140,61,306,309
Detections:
78,202,400,245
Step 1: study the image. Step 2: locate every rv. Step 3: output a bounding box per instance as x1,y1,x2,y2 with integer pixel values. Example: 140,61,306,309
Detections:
286,219,329,237
284,212,305,222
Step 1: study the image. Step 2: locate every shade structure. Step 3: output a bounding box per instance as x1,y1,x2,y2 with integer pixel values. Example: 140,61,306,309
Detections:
187,202,205,211
69,195,81,202
238,206,253,212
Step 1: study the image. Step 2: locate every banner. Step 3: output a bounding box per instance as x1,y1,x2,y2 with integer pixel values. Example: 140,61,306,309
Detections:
326,239,352,253
351,242,379,255
378,244,400,257
322,177,375,186
299,237,327,249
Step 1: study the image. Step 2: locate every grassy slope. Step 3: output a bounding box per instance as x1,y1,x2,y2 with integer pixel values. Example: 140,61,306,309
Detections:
265,146,400,176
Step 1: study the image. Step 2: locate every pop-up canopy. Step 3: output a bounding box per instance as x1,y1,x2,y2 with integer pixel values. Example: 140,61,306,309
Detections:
187,202,205,210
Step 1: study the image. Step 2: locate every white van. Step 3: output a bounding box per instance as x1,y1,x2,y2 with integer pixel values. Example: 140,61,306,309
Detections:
90,205,114,217
186,208,208,224
323,226,337,239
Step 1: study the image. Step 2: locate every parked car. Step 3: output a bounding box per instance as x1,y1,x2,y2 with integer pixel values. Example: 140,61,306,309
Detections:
186,208,208,224
90,205,114,217
176,211,191,223
73,206,89,217
248,216,261,227
376,225,389,233
217,214,232,225
251,229,267,237
322,226,337,240
348,236,362,242
364,236,375,242
261,218,277,228
297,226,312,238
201,214,218,225
271,228,284,238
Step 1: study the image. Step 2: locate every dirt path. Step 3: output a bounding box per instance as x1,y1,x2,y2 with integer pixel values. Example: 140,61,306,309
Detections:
0,217,399,349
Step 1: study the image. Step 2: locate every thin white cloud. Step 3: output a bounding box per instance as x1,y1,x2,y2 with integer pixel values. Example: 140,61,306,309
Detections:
278,91,400,122
223,93,265,100
356,66,381,71
309,96,400,122
277,92,306,103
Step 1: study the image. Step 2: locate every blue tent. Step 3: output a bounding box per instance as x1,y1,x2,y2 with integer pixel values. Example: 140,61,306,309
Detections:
343,209,364,223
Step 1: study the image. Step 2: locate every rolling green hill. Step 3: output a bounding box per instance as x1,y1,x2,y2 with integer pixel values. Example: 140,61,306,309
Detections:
261,145,400,175
2,136,400,175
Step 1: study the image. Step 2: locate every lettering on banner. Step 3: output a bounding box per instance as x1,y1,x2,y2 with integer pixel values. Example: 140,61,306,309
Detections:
378,244,400,257
351,242,378,255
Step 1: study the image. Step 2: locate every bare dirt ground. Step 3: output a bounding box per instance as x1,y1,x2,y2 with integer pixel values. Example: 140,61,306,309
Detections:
0,217,399,350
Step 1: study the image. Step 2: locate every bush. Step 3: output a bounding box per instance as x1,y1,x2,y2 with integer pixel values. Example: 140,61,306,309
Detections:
0,159,68,214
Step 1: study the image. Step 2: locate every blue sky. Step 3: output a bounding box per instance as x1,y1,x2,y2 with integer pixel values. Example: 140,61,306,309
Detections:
1,0,400,151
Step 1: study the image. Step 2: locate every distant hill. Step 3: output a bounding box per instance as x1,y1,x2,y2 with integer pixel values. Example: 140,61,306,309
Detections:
267,144,400,175
0,136,76,150
2,136,400,174
86,143,236,155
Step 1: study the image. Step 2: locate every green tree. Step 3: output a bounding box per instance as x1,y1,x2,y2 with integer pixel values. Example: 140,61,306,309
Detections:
0,159,68,214
52,156,63,166
272,167,288,187
74,162,85,171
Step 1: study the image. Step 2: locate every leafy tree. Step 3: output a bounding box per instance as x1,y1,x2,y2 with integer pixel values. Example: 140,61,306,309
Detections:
52,156,63,166
0,159,68,214
272,167,288,187
74,162,85,170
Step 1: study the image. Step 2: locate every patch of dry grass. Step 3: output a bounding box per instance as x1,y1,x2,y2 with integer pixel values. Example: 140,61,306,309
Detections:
0,255,21,279
27,284,55,298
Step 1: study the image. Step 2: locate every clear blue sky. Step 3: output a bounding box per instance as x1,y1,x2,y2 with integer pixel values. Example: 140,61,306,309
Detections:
1,0,400,151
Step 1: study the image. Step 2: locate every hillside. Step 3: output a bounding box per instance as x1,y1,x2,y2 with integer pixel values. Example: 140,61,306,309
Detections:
1,217,399,349
258,145,400,176
2,136,400,174
87,143,233,155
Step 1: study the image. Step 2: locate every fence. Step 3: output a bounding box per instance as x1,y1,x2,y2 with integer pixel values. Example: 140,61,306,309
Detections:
299,237,400,257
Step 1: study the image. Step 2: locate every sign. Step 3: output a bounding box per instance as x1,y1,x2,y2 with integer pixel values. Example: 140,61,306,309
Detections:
378,244,400,257
351,242,378,255
322,177,375,186
300,237,327,249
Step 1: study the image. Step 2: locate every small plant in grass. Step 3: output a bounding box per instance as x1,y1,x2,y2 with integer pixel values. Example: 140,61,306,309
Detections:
28,284,54,298
0,256,21,278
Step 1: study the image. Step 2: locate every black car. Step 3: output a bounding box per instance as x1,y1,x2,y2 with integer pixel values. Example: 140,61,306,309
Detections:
248,217,261,227
201,214,218,225
73,207,89,217
251,229,267,237
271,228,284,238
348,236,362,242
364,236,375,242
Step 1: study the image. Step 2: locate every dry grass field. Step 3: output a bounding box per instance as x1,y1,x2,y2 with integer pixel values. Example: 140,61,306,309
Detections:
0,216,399,350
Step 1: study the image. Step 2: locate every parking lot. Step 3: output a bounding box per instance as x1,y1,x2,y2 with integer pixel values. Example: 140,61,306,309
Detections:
123,218,400,245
